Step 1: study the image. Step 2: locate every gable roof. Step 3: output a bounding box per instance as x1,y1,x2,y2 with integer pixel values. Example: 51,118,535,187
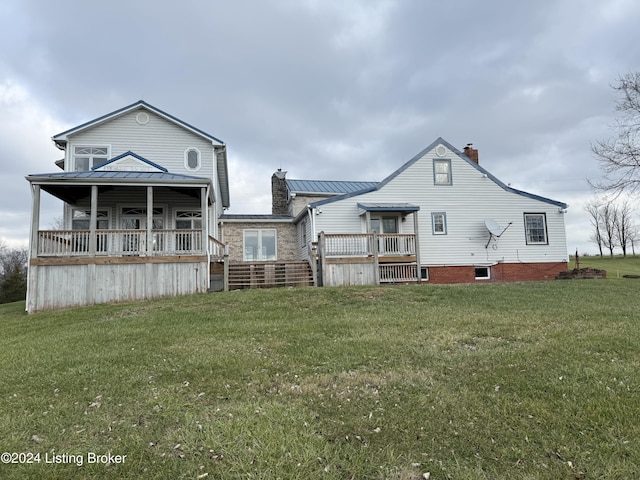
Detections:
92,151,168,173
309,137,567,209
49,100,230,209
52,100,225,147
287,179,378,195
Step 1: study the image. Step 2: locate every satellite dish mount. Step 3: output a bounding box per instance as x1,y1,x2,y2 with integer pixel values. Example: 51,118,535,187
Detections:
484,218,512,249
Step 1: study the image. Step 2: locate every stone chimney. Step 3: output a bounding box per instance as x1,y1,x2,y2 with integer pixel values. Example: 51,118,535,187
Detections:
271,169,288,215
463,144,479,164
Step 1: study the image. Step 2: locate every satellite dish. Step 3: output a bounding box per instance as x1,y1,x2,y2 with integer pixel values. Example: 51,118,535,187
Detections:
484,218,512,248
484,218,503,237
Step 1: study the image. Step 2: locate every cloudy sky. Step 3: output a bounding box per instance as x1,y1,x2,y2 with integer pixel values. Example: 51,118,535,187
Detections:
1,0,639,253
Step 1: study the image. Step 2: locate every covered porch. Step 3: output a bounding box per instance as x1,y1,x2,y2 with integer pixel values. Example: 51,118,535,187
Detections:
316,202,422,286
25,171,225,312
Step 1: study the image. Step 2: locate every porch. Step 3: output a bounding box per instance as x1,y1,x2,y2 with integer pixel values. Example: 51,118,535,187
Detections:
317,232,421,286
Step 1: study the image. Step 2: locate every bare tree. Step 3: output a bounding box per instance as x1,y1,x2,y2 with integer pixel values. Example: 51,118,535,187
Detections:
614,200,634,256
591,72,640,196
585,199,605,256
601,202,618,257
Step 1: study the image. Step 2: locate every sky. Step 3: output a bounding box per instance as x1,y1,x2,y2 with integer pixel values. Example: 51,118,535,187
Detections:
1,0,639,254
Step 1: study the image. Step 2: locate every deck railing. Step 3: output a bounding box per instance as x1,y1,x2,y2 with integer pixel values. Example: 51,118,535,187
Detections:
208,235,226,260
379,263,418,283
37,229,207,257
323,233,416,257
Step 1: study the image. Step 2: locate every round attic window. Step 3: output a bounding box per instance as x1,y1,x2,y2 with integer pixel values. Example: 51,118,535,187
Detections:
435,145,447,157
136,112,150,125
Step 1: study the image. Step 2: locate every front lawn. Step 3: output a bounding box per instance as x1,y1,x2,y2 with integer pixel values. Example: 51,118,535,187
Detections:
0,280,638,479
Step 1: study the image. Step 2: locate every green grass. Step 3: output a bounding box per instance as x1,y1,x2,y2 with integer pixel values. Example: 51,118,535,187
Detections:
570,254,640,278
1,280,639,479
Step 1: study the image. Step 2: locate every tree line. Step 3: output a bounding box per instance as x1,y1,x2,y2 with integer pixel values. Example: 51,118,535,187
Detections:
588,72,640,256
0,240,28,304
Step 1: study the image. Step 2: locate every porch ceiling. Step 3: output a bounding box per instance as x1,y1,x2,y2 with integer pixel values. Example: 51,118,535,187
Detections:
26,171,213,204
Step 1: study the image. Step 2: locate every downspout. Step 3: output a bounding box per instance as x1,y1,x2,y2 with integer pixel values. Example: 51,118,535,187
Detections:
308,205,316,243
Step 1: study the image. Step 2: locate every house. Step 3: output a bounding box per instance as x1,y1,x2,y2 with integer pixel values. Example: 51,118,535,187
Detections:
221,137,568,286
26,100,569,311
25,101,229,313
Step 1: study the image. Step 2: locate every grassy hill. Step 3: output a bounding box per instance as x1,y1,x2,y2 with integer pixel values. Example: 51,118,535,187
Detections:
569,254,640,278
1,280,639,479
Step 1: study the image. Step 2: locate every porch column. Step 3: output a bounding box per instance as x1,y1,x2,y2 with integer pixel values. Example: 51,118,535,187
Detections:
146,186,154,256
365,210,371,232
201,186,207,254
89,185,98,255
413,211,421,283
29,184,41,258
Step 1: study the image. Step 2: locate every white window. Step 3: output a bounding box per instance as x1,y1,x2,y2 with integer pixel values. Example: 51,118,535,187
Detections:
175,210,202,230
71,209,110,230
524,213,548,245
73,146,109,171
475,267,490,280
244,229,277,261
184,148,201,171
175,211,203,251
431,212,447,235
369,216,398,234
433,159,452,185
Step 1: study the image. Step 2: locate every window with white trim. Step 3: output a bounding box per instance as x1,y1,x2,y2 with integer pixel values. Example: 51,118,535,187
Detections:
431,212,447,235
475,267,490,280
184,148,201,171
524,213,548,245
73,146,109,171
175,211,203,252
71,209,110,230
433,159,452,185
243,229,277,261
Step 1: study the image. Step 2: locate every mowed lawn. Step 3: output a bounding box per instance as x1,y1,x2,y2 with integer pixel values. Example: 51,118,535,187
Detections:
570,254,640,278
1,279,639,479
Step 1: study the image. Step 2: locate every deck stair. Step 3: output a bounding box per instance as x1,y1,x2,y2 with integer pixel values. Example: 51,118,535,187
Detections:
209,260,315,291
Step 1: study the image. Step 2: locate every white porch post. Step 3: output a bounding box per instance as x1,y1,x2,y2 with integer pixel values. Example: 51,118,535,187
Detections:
29,184,41,258
201,186,207,253
146,186,154,255
89,185,98,255
413,211,421,283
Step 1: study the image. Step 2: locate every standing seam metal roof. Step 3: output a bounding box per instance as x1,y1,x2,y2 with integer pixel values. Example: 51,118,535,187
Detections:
286,179,378,194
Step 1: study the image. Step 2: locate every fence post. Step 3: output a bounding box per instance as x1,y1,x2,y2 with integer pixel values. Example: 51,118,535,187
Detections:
372,231,380,285
318,231,326,287
223,244,230,292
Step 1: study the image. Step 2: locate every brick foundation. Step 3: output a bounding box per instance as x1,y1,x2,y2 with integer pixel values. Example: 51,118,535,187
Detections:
424,262,568,284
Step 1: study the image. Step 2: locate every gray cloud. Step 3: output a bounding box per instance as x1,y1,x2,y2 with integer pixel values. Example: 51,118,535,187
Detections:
1,0,639,252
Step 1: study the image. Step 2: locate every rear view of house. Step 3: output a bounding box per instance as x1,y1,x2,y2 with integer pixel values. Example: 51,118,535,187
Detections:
225,138,568,286
25,101,228,312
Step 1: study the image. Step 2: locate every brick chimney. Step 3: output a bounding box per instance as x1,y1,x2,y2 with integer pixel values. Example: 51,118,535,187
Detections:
271,169,288,215
463,144,479,164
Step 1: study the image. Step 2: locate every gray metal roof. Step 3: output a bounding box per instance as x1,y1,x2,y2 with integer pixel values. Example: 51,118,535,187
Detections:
357,202,420,212
219,214,293,222
286,179,378,195
27,171,210,183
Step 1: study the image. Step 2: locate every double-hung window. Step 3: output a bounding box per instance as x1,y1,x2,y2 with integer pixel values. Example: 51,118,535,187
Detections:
524,213,548,245
73,146,109,171
431,212,447,235
433,159,452,185
244,229,277,261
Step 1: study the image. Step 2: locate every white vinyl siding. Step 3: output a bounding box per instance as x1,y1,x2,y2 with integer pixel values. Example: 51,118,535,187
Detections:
313,143,567,266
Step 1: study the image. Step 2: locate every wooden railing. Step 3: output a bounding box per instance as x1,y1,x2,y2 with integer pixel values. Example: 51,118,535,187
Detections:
37,229,207,257
323,233,416,257
379,263,418,283
208,235,226,260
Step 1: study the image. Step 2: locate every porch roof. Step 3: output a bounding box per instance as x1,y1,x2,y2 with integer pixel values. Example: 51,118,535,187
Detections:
358,202,420,213
25,171,213,204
